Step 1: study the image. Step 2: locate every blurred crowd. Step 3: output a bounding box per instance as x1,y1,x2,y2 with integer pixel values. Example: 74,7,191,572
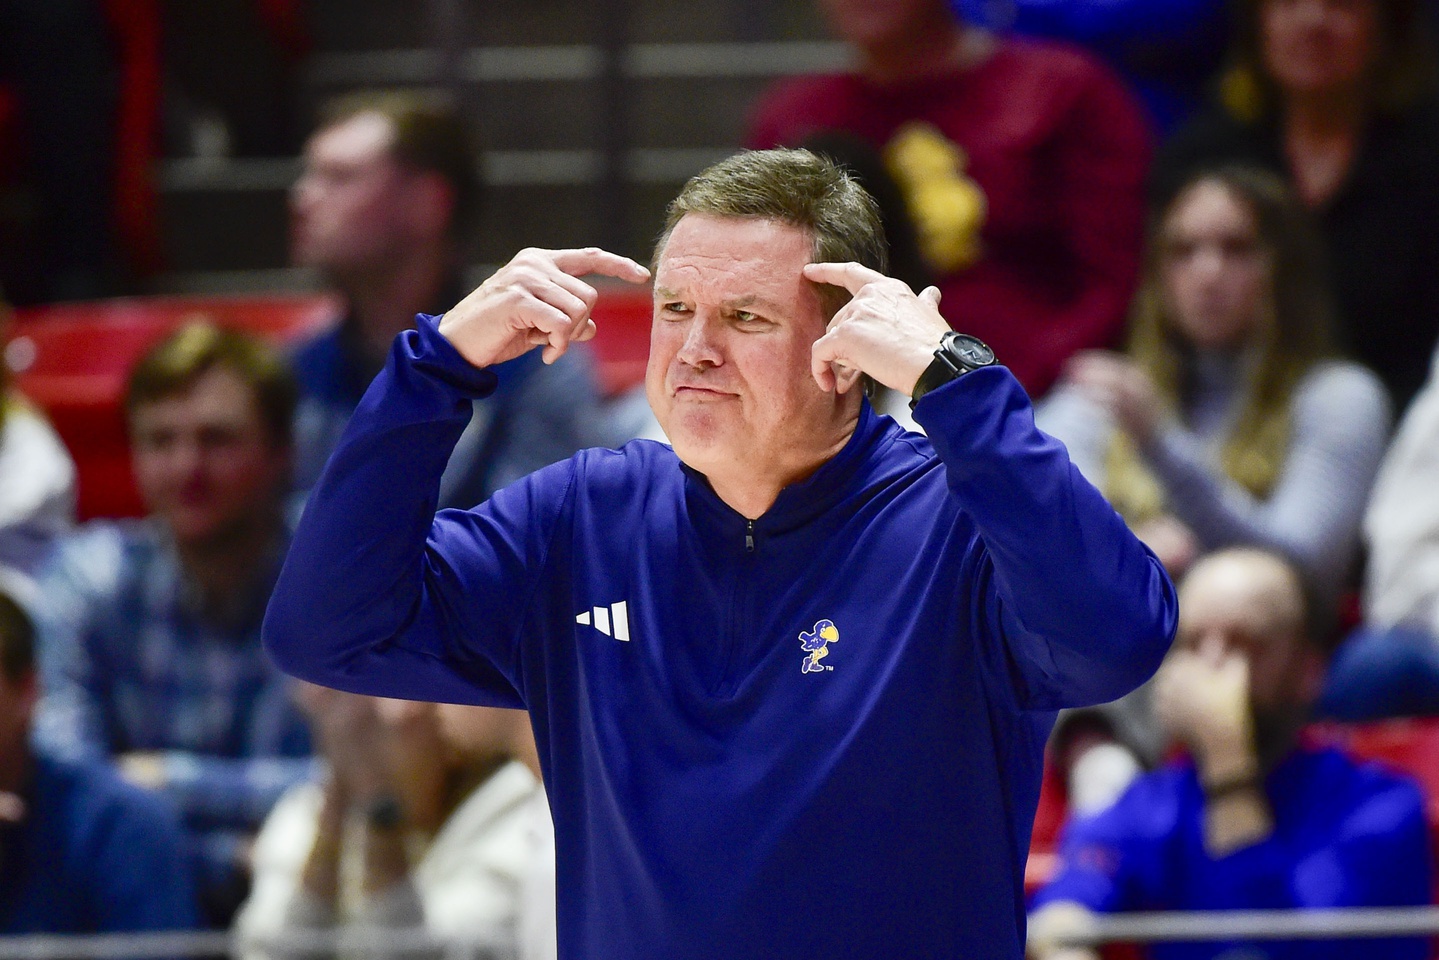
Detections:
3,0,1439,956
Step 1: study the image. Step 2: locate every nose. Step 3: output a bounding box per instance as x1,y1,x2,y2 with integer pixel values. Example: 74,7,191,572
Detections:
675,311,723,369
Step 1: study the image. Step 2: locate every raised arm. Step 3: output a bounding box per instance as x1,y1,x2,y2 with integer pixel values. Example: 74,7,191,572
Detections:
263,249,649,705
806,263,1177,709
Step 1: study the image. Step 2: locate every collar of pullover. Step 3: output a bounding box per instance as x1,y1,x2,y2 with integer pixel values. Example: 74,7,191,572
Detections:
677,398,898,543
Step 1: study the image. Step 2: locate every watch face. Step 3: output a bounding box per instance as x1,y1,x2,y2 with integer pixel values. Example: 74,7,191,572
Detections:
950,334,995,367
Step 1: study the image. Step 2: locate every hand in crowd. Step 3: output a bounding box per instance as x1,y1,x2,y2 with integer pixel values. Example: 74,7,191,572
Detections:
295,682,391,803
1063,350,1163,445
1026,901,1100,960
439,247,650,369
1132,514,1200,576
1154,649,1272,855
1154,648,1255,773
803,262,950,395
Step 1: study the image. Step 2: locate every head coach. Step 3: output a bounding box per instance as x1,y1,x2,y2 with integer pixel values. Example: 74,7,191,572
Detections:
264,148,1177,959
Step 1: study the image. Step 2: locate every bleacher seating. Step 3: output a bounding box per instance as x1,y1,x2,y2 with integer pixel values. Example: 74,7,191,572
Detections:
6,295,337,519
5,287,652,520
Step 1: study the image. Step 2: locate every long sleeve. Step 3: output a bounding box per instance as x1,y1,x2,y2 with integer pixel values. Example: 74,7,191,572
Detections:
914,367,1177,710
1144,363,1390,603
264,315,571,707
1363,352,1439,634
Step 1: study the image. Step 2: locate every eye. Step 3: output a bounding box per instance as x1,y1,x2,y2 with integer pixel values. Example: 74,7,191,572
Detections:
660,301,690,318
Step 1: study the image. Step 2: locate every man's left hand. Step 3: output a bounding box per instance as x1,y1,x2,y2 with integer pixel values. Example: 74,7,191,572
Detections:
803,262,951,396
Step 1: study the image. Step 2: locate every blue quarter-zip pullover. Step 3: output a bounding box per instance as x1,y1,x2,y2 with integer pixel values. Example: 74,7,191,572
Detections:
265,313,1177,959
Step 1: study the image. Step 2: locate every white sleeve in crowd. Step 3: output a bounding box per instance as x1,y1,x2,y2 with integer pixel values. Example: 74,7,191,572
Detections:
1363,356,1439,635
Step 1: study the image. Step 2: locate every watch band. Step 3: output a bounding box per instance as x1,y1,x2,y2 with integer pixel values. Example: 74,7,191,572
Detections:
909,331,997,409
364,792,405,831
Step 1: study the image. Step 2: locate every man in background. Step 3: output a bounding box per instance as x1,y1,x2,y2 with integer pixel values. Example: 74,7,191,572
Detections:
289,92,609,504
1028,548,1432,960
0,587,200,930
33,323,313,926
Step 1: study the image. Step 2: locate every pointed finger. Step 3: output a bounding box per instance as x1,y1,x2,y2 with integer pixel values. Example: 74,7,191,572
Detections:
802,261,887,295
549,247,651,284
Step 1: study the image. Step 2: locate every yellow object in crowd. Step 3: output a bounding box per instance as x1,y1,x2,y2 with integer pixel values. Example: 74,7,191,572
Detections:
884,123,988,273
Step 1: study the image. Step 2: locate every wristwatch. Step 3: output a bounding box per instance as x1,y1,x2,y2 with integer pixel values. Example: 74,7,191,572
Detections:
909,331,998,409
365,792,405,831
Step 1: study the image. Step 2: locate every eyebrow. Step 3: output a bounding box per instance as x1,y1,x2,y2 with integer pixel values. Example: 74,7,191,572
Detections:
652,288,783,314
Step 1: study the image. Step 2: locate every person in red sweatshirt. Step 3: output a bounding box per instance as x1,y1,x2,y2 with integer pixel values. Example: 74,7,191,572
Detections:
748,0,1153,399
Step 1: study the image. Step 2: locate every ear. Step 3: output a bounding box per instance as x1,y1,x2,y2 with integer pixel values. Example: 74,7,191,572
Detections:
406,172,457,240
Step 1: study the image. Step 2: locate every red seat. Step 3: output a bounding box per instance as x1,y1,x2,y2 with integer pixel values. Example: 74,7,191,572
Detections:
1311,717,1439,899
588,284,652,398
7,294,338,519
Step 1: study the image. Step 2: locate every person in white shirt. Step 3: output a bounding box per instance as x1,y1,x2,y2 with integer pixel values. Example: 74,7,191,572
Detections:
236,686,553,960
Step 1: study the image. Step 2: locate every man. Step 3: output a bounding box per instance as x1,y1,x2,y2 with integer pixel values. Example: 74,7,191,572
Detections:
747,0,1152,400
289,91,608,503
0,587,200,930
34,323,313,925
237,689,550,959
1028,548,1432,960
265,148,1176,959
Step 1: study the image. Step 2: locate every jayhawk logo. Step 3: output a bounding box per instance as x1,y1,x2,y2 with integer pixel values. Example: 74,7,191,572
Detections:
799,619,839,674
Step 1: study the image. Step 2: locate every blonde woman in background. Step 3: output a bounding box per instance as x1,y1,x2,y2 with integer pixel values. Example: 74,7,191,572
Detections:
1037,165,1389,811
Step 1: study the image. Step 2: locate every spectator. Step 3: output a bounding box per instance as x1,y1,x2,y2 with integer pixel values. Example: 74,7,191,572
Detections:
32,322,313,926
1038,166,1388,613
0,589,201,931
289,91,609,504
1028,548,1433,960
954,0,1229,134
0,294,75,593
747,0,1152,399
236,690,550,960
1153,0,1439,413
1321,343,1439,719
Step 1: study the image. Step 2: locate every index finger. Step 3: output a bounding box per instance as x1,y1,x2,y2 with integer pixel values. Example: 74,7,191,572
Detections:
802,261,887,295
549,247,651,284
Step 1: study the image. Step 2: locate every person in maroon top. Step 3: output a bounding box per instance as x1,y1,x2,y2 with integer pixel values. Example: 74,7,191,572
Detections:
747,0,1153,399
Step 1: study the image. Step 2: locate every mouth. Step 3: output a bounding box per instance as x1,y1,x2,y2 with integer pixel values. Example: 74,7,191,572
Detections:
672,385,735,401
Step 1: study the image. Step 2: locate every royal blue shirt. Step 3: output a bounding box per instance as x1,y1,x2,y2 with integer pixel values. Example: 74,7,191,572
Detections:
1032,744,1433,960
265,315,1177,959
0,751,201,932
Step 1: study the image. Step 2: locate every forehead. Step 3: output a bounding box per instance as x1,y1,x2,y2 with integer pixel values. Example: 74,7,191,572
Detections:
655,215,820,308
1165,182,1255,236
131,366,264,429
306,111,396,166
1177,559,1301,638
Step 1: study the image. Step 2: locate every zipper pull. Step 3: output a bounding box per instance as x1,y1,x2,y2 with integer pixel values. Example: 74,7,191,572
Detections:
745,520,755,554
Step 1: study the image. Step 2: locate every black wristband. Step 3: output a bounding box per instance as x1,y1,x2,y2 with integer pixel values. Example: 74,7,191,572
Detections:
1201,770,1260,801
364,792,405,830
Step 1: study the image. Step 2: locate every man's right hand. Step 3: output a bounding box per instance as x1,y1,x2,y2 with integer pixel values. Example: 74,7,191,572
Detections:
438,247,650,368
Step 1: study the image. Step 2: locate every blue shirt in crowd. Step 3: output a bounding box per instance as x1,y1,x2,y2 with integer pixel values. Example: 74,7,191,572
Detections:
0,750,200,931
31,521,313,908
1032,744,1433,960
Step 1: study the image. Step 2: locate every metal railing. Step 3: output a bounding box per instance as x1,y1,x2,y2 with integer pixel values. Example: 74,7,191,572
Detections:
0,907,1436,959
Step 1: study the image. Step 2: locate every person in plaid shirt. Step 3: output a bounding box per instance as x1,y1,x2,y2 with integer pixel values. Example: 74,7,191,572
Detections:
31,322,313,926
